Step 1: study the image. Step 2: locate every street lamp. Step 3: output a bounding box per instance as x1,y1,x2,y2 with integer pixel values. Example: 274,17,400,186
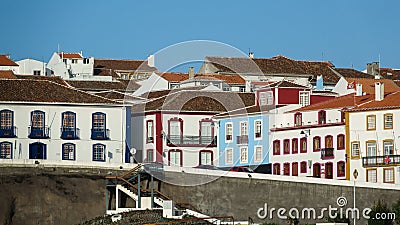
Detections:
353,169,358,225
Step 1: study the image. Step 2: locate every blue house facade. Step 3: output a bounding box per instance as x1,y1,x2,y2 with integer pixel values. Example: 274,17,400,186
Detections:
215,109,270,172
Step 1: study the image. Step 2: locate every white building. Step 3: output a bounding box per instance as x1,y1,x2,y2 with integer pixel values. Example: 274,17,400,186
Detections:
346,82,400,184
0,55,19,73
16,58,50,76
0,79,132,167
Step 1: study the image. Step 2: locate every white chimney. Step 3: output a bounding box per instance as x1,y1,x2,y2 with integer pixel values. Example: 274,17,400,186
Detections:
188,67,195,79
249,52,254,58
147,54,154,67
356,83,363,96
375,82,384,101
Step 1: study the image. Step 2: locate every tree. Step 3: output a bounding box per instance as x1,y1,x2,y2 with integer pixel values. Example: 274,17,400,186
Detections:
392,198,400,225
368,200,394,225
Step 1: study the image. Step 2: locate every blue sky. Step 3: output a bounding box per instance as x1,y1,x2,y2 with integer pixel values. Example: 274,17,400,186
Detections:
1,0,399,71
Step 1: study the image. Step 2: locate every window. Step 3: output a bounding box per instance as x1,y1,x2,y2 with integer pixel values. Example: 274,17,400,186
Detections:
33,70,41,75
146,149,154,162
299,91,310,106
292,162,298,176
325,135,333,148
225,123,233,141
92,144,105,162
366,141,377,157
29,110,48,138
200,150,213,165
283,139,290,154
384,114,393,129
300,137,307,153
351,142,360,158
366,115,376,130
0,109,15,138
200,120,214,144
72,59,78,64
254,146,262,162
273,163,280,175
83,58,90,64
63,59,67,63
383,140,394,155
384,168,395,183
259,91,273,105
146,120,154,143
300,161,307,173
313,136,321,152
168,118,182,144
226,148,233,164
337,161,345,177
240,122,248,136
283,163,290,175
325,162,333,179
292,138,298,154
168,149,182,166
318,110,326,124
240,147,248,163
255,120,262,139
294,112,302,126
337,134,345,150
91,112,108,140
62,143,75,160
273,140,280,155
366,169,377,183
0,142,12,159
61,111,78,139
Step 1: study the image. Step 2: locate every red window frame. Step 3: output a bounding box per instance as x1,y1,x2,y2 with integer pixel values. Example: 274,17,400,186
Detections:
168,149,183,167
313,136,321,152
300,161,307,173
146,120,154,143
199,118,215,139
198,150,213,166
318,110,326,124
292,138,298,154
283,163,290,175
337,161,345,177
325,135,333,148
294,112,302,126
273,163,280,175
300,137,307,153
337,134,345,150
283,139,290,154
325,162,333,179
292,162,298,176
273,140,280,155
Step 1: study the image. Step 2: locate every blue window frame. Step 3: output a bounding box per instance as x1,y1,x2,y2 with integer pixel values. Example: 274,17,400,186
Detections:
0,110,16,138
93,144,105,162
62,143,76,160
0,142,12,159
61,111,79,139
91,112,109,140
29,142,47,159
28,110,49,139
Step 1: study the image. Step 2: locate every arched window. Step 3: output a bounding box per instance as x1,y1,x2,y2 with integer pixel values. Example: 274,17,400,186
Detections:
62,143,75,160
0,142,12,159
93,144,106,162
0,110,16,138
91,112,109,140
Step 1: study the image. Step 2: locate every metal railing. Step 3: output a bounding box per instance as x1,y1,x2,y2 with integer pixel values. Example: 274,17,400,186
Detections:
28,126,50,139
0,126,17,138
236,135,248,144
167,135,217,146
362,155,400,167
90,128,110,140
60,127,80,139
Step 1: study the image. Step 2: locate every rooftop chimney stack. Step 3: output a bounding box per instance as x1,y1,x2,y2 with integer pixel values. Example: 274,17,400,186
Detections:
356,83,363,96
147,55,154,67
189,67,195,79
367,62,380,79
375,82,384,101
249,52,254,58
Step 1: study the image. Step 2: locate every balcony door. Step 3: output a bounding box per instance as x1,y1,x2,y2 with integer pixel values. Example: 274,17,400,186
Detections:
169,119,182,144
169,149,182,167
200,121,213,144
313,163,321,178
29,142,46,159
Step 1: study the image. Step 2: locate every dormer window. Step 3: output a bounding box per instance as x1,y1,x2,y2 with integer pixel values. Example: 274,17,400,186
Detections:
318,110,326,124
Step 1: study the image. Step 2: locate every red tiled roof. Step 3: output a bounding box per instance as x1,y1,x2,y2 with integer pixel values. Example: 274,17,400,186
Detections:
94,90,144,101
291,93,374,112
196,74,246,85
66,80,139,92
58,53,82,59
267,80,309,88
0,55,18,66
15,74,69,86
334,68,374,79
205,55,339,83
157,72,189,82
0,79,117,104
347,91,400,112
0,70,17,79
344,78,400,95
379,68,400,80
94,59,157,77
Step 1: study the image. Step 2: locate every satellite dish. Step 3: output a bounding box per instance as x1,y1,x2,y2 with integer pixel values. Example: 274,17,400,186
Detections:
130,148,137,155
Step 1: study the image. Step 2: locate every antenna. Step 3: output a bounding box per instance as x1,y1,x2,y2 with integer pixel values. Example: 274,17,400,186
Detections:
378,54,381,76
322,52,324,61
58,43,60,53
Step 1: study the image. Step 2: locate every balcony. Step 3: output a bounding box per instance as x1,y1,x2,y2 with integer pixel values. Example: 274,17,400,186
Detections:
60,127,80,140
28,126,50,139
91,128,110,140
236,135,248,144
167,135,217,147
321,148,334,159
0,126,17,138
362,155,400,167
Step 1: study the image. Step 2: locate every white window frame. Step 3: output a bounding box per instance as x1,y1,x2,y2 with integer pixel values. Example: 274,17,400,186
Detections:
254,146,262,162
259,91,273,105
351,142,360,157
254,120,262,140
240,147,248,163
383,140,394,155
240,121,248,136
367,169,377,183
225,148,233,164
384,168,395,183
299,91,310,106
225,122,233,142
367,141,377,157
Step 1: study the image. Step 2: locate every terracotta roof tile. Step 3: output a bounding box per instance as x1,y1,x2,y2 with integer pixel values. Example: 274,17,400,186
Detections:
94,59,157,77
344,78,400,95
334,68,374,79
0,70,17,79
0,55,18,66
15,74,69,86
139,86,210,99
347,91,400,111
291,93,374,112
195,74,246,85
94,90,144,101
66,80,139,92
58,53,82,59
379,68,400,80
157,72,189,82
0,79,117,104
